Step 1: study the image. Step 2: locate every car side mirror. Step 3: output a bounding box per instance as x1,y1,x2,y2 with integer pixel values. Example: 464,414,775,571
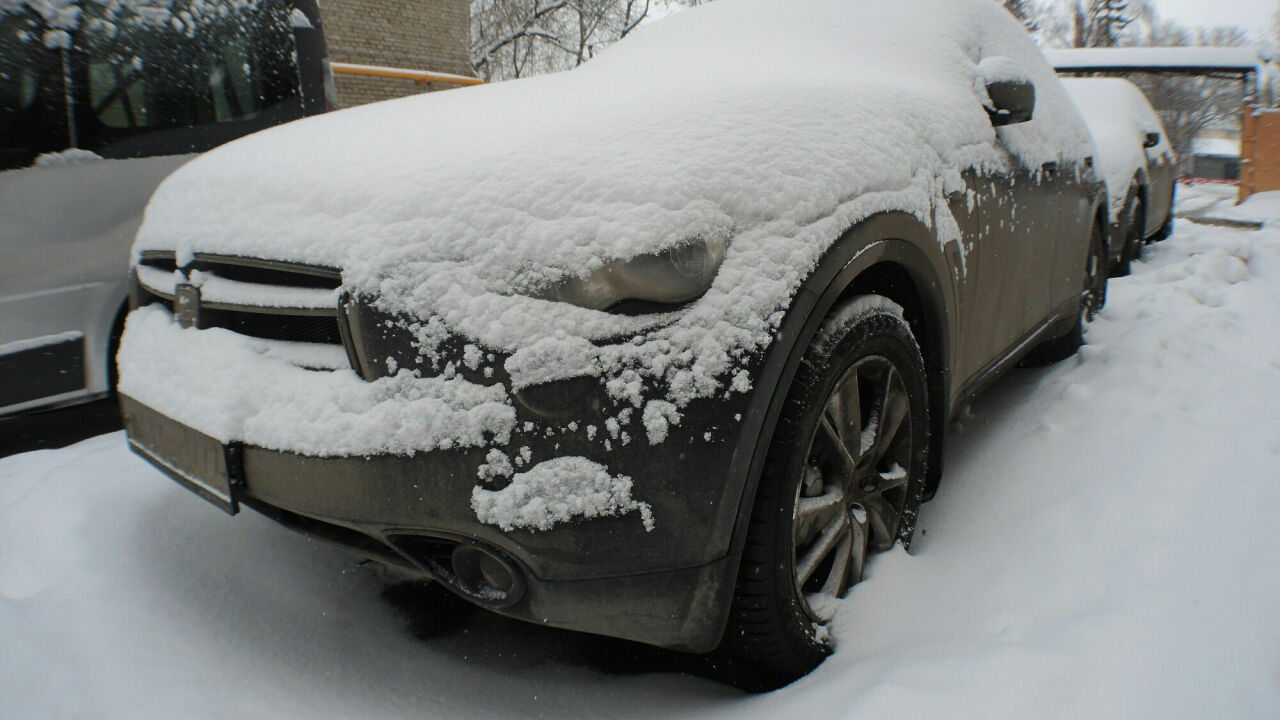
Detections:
1143,132,1161,148
985,79,1036,126
977,56,1035,127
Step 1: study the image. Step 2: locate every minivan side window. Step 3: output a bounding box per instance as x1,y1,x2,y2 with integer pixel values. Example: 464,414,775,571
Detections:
79,11,274,131
73,1,302,158
2,0,327,167
0,14,68,171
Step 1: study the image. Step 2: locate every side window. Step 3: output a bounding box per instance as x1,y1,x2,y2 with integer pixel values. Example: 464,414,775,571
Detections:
0,15,66,170
87,57,148,128
206,37,265,123
72,0,303,158
79,11,269,133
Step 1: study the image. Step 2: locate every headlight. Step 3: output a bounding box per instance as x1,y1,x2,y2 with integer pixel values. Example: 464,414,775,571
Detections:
541,236,728,313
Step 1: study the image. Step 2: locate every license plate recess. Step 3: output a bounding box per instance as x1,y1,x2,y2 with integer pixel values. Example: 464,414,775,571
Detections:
122,397,243,515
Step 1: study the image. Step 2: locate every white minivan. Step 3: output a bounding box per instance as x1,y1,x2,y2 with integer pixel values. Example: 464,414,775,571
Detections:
0,0,334,416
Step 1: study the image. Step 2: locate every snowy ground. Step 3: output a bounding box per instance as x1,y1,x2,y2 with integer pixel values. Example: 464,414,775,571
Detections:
3,184,1279,718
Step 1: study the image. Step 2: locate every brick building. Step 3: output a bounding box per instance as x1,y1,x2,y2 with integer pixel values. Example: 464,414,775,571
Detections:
320,0,474,107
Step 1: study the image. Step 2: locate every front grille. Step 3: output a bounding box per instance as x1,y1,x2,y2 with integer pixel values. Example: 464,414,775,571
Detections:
138,251,177,273
201,307,344,345
190,255,341,290
136,252,351,362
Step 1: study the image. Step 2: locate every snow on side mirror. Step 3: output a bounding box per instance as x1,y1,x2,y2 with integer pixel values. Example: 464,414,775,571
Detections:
1144,132,1162,148
978,56,1035,127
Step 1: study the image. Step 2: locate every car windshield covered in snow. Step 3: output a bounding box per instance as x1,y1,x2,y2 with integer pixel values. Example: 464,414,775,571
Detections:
119,0,1107,684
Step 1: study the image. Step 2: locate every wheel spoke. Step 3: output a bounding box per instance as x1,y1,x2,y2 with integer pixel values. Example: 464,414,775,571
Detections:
848,507,869,586
828,371,862,444
816,529,852,600
872,372,909,465
795,487,845,546
861,492,900,550
878,462,910,491
796,513,850,587
815,413,857,479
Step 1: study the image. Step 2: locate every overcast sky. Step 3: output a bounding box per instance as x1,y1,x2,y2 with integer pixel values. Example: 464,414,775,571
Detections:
1148,0,1273,38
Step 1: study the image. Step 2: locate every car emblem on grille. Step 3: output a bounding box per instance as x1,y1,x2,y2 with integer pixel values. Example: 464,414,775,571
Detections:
175,283,202,329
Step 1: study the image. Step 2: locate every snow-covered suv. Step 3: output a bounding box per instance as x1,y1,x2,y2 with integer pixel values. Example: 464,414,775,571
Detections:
1062,77,1178,276
120,0,1107,682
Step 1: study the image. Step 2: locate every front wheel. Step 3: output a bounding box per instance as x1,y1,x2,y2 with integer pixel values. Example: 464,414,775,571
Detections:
721,296,929,684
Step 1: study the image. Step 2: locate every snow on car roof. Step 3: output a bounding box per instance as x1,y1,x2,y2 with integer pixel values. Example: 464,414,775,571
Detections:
1060,77,1170,218
125,0,1095,463
1046,47,1260,74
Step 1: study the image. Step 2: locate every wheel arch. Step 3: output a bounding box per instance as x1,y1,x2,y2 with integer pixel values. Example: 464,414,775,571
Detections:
1132,171,1151,237
1116,170,1150,255
710,212,959,641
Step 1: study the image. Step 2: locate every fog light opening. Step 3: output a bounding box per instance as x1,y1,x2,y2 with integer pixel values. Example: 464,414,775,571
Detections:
513,375,600,419
450,543,527,608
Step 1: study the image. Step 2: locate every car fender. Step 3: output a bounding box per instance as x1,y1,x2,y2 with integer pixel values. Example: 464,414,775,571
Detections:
704,212,959,639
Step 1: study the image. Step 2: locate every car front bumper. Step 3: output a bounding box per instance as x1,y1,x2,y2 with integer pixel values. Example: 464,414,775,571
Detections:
121,392,747,652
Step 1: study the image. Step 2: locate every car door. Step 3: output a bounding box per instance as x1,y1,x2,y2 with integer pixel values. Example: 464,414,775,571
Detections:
1007,151,1063,335
1143,126,1177,233
1049,156,1100,316
949,140,1059,385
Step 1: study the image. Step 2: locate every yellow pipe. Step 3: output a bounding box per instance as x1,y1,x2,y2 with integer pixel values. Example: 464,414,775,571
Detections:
330,61,484,86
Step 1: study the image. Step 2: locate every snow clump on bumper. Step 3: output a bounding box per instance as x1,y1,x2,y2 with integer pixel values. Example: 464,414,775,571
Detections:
471,457,655,532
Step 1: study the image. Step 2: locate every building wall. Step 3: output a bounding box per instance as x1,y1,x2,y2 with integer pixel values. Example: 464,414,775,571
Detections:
1240,107,1280,201
319,0,473,107
1189,155,1241,181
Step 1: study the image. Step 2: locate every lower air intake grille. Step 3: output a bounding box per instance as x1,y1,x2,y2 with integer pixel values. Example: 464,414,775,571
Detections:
202,308,343,345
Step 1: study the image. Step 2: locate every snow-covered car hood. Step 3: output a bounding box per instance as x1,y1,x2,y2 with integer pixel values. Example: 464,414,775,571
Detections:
1060,77,1173,218
138,0,1090,342
127,0,1094,459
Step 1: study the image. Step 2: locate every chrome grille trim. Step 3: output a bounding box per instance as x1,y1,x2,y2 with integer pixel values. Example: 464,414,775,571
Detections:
135,251,348,348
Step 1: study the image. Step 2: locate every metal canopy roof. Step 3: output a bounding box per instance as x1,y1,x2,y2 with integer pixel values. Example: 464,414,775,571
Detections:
1044,47,1261,76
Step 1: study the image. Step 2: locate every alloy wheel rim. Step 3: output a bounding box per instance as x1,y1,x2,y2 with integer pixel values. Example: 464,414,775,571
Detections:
792,355,913,622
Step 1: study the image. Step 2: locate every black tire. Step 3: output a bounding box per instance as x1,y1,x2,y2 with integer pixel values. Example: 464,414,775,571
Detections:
1149,212,1174,243
721,296,929,685
1020,220,1107,367
106,302,130,394
1112,190,1144,277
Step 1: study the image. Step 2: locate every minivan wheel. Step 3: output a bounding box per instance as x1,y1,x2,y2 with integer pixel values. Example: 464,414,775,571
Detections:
721,296,928,685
